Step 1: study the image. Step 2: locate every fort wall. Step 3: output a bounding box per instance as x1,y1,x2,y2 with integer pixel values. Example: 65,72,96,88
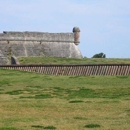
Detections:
0,27,82,65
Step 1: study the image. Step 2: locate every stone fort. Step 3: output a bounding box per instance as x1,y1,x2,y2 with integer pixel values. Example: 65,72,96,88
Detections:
0,27,82,65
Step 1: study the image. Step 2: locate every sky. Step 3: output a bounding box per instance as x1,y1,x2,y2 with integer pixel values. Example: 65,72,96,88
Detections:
0,0,130,58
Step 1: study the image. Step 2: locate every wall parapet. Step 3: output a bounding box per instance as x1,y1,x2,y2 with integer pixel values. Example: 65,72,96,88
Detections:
0,32,74,43
0,27,80,45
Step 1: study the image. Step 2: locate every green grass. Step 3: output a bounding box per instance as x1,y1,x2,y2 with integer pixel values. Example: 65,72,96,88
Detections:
0,68,130,130
18,57,130,64
84,124,101,128
0,128,18,130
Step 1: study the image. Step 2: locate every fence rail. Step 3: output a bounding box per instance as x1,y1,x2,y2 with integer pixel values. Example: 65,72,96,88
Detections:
0,64,130,76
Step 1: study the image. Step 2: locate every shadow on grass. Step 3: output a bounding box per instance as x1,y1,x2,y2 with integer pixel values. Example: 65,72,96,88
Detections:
84,124,101,128
0,127,18,130
5,90,23,95
69,100,84,103
74,116,88,120
32,125,56,129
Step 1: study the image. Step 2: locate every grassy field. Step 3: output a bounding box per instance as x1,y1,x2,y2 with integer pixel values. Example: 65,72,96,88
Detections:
0,68,130,130
18,57,130,65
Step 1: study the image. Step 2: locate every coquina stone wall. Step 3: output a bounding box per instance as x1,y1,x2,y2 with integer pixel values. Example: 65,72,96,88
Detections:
0,27,82,65
0,50,9,65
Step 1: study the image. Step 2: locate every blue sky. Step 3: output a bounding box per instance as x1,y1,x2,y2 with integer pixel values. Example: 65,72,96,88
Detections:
0,0,130,58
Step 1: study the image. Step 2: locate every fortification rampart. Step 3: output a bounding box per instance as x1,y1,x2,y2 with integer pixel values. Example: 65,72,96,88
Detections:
0,27,82,65
0,32,74,42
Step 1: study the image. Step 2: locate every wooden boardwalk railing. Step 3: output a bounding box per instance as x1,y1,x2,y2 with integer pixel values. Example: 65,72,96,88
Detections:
0,64,130,76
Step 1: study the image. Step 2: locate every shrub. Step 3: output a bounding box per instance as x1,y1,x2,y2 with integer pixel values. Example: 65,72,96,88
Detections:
92,52,106,58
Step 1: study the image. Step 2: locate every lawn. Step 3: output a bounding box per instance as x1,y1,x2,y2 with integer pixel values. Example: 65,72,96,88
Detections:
18,57,130,65
0,68,130,130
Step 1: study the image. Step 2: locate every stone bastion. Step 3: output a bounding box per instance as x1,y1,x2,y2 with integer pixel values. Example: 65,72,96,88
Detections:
0,27,82,65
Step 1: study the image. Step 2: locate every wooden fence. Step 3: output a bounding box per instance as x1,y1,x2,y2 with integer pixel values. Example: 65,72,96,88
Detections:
0,64,130,76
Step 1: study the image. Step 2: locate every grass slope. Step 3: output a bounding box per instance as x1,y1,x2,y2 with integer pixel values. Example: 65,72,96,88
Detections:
18,57,130,65
0,68,130,130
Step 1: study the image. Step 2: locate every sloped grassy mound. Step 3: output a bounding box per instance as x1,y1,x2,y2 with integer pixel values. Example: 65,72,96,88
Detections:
0,68,130,130
18,57,130,64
